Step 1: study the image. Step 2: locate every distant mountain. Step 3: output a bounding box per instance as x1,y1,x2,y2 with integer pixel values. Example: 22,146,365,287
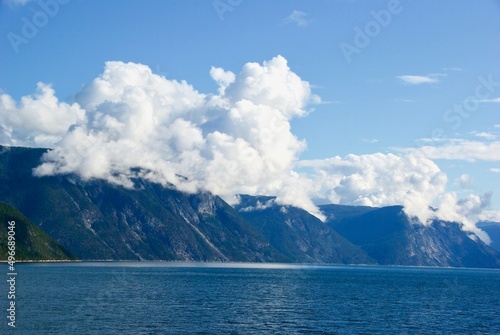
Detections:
235,195,375,264
0,202,75,261
323,205,500,268
1,145,500,268
0,146,283,261
477,221,500,252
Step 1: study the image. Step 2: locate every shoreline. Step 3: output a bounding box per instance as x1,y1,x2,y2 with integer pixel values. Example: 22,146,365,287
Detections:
0,259,81,263
1,260,498,270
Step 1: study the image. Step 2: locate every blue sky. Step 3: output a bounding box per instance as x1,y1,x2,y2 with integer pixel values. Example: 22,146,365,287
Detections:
1,0,499,228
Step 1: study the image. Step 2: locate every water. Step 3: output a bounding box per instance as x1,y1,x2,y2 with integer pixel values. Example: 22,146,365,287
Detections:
2,262,499,334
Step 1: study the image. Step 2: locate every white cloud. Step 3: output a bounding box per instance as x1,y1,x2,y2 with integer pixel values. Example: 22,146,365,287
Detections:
491,168,500,173
434,192,492,244
0,82,85,147
456,174,473,189
27,56,322,219
284,10,309,28
476,97,500,103
1,55,496,242
299,152,448,224
400,140,500,162
238,198,276,212
397,74,445,85
478,210,500,223
223,55,318,118
298,152,499,241
210,66,235,95
472,131,496,140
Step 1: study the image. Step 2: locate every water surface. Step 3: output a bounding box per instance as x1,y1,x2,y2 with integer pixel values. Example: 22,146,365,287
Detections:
3,262,499,334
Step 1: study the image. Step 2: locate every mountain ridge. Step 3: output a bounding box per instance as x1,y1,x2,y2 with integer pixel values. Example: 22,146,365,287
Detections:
0,202,75,261
235,194,376,264
1,145,500,268
0,146,284,261
323,205,500,268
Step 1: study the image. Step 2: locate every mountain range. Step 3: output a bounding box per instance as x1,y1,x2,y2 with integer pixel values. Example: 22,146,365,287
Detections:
1,145,499,268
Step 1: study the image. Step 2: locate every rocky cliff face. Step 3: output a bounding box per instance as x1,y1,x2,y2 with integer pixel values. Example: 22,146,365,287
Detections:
235,195,376,264
324,205,500,268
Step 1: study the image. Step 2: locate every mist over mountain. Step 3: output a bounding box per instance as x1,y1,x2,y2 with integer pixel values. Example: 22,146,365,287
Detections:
0,146,282,261
1,145,499,268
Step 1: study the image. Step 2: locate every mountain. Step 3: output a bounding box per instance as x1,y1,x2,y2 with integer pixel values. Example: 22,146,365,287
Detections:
323,205,500,268
0,202,75,261
0,146,283,261
320,203,377,223
1,145,500,268
477,221,500,252
235,195,376,264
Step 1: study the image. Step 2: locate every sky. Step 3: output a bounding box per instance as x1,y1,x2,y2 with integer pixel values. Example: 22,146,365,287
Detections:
0,0,499,240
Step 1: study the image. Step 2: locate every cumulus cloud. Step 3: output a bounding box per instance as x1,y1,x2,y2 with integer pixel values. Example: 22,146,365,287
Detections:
0,55,496,242
210,66,235,95
0,82,85,147
26,56,322,218
299,152,448,224
298,153,498,241
456,174,473,189
223,56,316,117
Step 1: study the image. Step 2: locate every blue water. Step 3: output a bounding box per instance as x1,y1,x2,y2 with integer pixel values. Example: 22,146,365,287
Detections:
2,262,499,334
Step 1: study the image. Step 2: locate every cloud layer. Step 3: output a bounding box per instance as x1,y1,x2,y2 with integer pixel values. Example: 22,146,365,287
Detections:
0,55,497,242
